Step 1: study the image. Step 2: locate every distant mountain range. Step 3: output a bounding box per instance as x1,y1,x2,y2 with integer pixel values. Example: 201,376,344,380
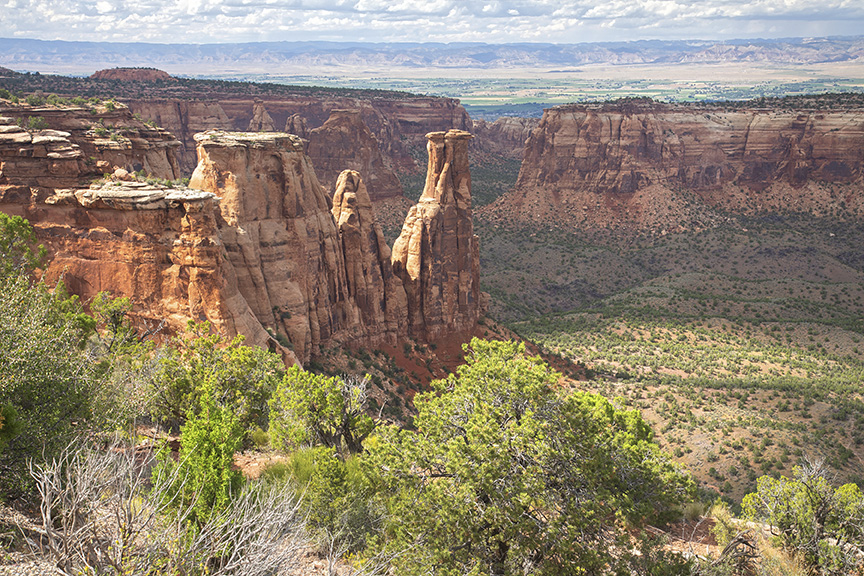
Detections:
1,36,862,76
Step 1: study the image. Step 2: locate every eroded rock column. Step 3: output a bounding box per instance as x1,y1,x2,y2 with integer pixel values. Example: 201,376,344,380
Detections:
391,129,480,341
332,170,408,343
189,130,361,362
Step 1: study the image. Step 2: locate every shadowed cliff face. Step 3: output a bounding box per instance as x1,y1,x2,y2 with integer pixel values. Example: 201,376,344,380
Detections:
471,116,540,160
308,109,403,200
392,130,481,341
332,169,408,338
488,103,864,231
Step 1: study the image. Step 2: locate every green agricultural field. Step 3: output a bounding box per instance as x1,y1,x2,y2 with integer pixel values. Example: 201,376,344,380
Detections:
228,61,864,118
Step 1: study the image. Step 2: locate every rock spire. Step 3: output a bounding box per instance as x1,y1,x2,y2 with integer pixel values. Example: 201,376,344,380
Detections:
391,129,480,341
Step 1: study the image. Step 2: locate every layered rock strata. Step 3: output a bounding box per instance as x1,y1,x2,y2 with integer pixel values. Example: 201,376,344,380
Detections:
0,106,180,193
392,130,481,341
471,116,540,159
307,109,402,199
1,180,279,356
125,96,472,195
1,113,481,364
189,130,361,362
187,129,480,358
493,102,864,230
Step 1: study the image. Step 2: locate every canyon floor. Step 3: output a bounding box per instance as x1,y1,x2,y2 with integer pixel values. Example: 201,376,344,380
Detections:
473,209,864,504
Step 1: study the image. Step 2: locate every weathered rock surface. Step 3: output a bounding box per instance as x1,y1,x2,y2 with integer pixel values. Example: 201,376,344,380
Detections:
125,96,471,182
1,180,280,358
91,68,174,82
127,100,236,170
392,130,481,341
247,101,276,132
0,105,180,192
1,103,481,364
285,113,309,138
332,169,408,340
307,109,402,200
189,130,362,362
490,102,864,230
472,116,540,159
186,128,480,357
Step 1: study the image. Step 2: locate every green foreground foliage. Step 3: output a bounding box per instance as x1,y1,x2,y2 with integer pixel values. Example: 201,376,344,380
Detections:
151,322,283,433
269,368,375,457
154,383,245,525
0,215,104,494
743,461,864,575
363,339,694,575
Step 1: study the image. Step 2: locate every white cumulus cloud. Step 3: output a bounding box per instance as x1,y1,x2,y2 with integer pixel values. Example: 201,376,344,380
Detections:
0,0,861,43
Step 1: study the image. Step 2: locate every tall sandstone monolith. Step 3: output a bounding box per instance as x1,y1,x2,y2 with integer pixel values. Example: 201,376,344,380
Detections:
391,129,481,341
1,106,482,366
247,101,276,132
332,169,408,341
189,130,362,362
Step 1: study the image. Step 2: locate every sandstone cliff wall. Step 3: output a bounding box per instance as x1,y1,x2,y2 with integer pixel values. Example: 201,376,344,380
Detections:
188,129,480,360
471,116,540,159
0,108,286,359
0,104,180,193
125,96,472,200
307,109,402,200
2,180,279,356
189,130,363,362
492,103,864,230
1,107,481,365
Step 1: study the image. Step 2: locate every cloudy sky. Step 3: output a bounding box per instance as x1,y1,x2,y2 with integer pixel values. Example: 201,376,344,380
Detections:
1,0,861,44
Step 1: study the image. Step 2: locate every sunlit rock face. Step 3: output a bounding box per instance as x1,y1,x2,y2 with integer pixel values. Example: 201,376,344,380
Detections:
392,129,481,341
189,130,360,363
492,102,864,231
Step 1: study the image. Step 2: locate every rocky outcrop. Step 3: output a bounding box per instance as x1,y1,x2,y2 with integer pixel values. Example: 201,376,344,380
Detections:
189,130,361,362
307,109,403,200
125,96,471,181
187,128,480,357
285,113,308,138
0,105,180,193
1,179,281,356
1,105,481,365
332,169,407,338
392,130,481,341
471,116,540,159
491,102,864,230
247,101,276,132
91,68,174,82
